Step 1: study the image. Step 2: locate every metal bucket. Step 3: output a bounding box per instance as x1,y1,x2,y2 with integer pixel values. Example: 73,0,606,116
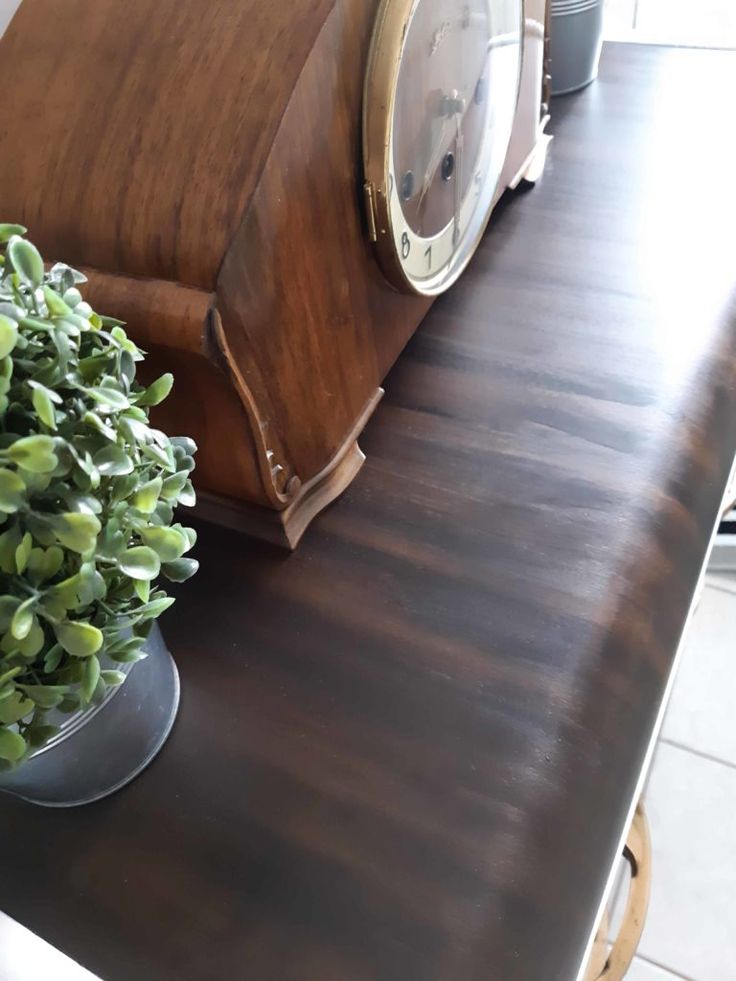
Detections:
0,623,179,807
550,0,605,95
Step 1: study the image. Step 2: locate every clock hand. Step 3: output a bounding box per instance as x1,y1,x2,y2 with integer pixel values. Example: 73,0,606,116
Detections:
416,91,464,218
417,117,451,206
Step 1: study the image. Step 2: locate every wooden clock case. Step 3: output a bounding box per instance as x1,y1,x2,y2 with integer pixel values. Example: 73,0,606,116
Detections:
0,0,550,547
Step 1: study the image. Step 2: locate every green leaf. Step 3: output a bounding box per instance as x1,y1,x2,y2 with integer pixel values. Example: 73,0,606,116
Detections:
26,724,59,748
0,728,26,762
140,441,174,471
120,349,135,382
62,490,102,516
109,473,137,505
87,385,129,410
19,314,54,333
31,386,57,429
171,436,197,455
54,620,103,658
7,237,44,288
14,531,32,574
8,435,58,474
17,618,44,658
0,602,19,636
0,223,27,243
0,467,25,513
52,512,101,553
133,595,175,620
58,695,81,714
80,654,101,704
47,571,83,611
160,470,188,502
0,665,22,687
136,373,173,407
56,315,83,338
119,415,150,445
0,691,34,725
181,525,197,550
43,643,64,673
78,561,106,603
92,444,133,476
152,500,173,526
41,285,72,318
10,595,35,640
26,546,46,577
139,525,187,561
131,476,162,513
117,546,161,581
27,380,62,404
178,479,196,507
18,684,68,708
0,630,18,655
100,669,126,687
42,545,64,580
62,287,83,308
0,524,22,573
49,261,86,286
83,410,117,442
162,557,199,582
108,648,147,664
0,314,18,359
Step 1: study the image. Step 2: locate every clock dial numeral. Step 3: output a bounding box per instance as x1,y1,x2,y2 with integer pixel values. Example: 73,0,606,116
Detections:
366,0,523,294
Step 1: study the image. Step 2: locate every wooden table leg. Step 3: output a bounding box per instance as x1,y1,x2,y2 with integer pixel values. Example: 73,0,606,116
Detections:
584,803,652,981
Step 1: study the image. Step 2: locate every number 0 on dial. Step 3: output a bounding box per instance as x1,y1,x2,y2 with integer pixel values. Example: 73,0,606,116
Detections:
363,0,523,295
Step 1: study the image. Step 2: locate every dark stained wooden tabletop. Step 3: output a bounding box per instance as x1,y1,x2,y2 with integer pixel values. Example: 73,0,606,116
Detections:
2,43,736,981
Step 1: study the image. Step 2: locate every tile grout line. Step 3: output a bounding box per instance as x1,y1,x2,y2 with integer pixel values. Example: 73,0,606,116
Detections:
637,952,694,980
659,736,736,772
703,580,736,598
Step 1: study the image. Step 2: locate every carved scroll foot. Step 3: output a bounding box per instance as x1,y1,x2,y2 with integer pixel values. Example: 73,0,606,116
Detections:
195,388,383,549
196,438,366,549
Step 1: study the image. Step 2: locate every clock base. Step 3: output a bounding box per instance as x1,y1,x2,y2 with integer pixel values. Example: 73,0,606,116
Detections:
195,388,384,550
505,115,552,190
516,125,552,187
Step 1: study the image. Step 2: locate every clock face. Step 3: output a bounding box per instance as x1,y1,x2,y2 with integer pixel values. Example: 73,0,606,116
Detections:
364,0,523,295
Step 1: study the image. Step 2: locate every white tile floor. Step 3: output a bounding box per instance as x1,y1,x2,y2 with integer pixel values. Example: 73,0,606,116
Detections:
618,571,736,980
604,0,736,48
0,912,97,981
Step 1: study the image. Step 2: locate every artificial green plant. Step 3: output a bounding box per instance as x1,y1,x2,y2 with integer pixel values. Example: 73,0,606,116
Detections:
0,224,197,768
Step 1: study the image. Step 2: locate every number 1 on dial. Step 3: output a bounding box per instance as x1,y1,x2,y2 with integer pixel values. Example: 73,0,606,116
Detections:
424,243,432,269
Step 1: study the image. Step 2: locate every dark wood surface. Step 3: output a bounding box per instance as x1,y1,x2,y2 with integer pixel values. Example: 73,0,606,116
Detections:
1,43,736,980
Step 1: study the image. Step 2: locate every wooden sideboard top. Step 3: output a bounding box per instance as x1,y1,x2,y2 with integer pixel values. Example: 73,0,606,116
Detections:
1,43,736,981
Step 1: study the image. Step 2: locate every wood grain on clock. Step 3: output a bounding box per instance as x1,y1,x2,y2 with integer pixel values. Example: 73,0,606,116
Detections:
215,0,434,483
0,0,336,289
0,0,547,545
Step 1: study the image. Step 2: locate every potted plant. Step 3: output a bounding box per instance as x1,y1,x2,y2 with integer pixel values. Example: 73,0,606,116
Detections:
0,224,198,806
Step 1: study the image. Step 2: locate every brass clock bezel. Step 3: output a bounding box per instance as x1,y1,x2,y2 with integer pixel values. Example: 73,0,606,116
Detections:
362,0,525,296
